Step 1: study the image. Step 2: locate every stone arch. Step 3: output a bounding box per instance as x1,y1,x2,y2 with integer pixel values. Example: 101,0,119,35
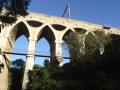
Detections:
62,29,73,41
35,25,56,58
5,21,30,57
35,24,57,42
61,29,74,59
6,21,31,40
60,28,74,42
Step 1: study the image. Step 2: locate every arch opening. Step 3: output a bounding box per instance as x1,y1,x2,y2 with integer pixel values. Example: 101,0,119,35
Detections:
35,26,56,66
62,40,70,64
36,25,56,42
35,37,50,67
11,35,29,62
62,29,73,64
8,22,30,44
5,22,30,62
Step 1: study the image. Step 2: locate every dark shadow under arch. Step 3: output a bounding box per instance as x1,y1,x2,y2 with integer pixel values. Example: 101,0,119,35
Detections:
74,28,87,34
27,20,43,27
15,22,30,40
62,29,73,41
8,22,30,44
52,24,66,31
37,25,56,43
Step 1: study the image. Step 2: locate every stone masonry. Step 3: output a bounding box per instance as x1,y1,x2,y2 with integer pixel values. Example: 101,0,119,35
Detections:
0,12,120,90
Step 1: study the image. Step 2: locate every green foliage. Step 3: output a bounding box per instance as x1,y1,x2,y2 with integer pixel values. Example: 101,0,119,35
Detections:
8,62,11,86
8,59,25,90
44,59,50,67
94,30,111,45
64,32,85,57
30,53,120,90
29,31,120,90
104,34,120,60
0,0,31,24
64,30,111,58
30,64,50,90
11,59,25,69
85,30,111,55
50,58,60,68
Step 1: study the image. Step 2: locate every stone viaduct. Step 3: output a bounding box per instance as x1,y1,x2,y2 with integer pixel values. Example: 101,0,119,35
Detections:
0,12,120,90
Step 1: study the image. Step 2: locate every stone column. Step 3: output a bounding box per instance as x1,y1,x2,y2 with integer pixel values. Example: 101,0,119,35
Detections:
0,36,12,90
55,41,63,67
22,39,36,90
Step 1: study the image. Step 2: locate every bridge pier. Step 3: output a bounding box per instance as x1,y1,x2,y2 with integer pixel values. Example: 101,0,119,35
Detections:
22,55,35,89
0,54,9,90
0,35,12,90
55,41,63,67
22,39,36,90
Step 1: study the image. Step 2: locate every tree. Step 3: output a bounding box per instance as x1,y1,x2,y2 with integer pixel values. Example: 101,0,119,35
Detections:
11,59,25,69
0,0,31,24
85,30,111,56
8,59,25,90
64,31,85,58
64,30,111,58
30,64,50,90
29,31,120,90
44,59,50,67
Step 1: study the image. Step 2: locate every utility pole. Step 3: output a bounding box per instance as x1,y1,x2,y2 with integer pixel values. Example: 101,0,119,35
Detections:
68,3,70,20
62,1,71,20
